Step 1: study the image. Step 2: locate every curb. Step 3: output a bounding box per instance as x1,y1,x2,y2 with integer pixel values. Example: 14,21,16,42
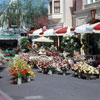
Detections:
0,89,13,100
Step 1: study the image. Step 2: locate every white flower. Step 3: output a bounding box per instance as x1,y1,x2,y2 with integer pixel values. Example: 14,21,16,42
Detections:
71,39,73,43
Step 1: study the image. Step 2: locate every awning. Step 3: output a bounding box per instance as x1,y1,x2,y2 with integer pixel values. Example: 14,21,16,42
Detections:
74,24,91,34
0,35,19,40
29,28,47,36
55,27,72,36
43,28,59,36
86,22,100,33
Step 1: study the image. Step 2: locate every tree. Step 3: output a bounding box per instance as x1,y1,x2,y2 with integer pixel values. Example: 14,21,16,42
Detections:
20,38,31,52
0,0,48,29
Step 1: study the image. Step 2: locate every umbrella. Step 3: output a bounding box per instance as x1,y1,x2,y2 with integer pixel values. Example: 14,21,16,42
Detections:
74,24,91,34
55,27,72,36
86,22,100,33
43,28,59,36
32,36,54,42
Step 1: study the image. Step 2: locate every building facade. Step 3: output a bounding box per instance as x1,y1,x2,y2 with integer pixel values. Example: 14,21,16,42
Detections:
48,0,73,28
73,0,100,26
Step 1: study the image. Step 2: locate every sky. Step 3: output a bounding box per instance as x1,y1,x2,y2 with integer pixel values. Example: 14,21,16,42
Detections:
0,0,48,3
0,0,48,12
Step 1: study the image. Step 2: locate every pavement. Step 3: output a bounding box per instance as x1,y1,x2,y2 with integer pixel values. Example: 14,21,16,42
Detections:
0,62,100,100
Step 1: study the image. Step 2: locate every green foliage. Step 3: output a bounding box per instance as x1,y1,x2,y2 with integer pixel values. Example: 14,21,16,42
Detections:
0,0,48,29
61,36,82,53
20,38,30,51
97,40,100,48
36,42,53,50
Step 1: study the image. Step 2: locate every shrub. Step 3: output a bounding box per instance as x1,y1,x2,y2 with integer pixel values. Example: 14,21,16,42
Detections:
61,36,82,53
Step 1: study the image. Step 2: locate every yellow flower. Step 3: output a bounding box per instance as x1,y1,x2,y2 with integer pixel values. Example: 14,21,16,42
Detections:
28,71,35,77
28,65,31,70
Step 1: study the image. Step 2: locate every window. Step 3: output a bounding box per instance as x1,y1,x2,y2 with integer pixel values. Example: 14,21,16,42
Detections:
49,2,52,14
90,0,93,3
54,1,60,13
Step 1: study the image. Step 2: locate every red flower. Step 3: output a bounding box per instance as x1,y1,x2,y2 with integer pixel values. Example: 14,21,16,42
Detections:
17,68,20,72
46,64,49,67
21,69,28,76
5,53,9,56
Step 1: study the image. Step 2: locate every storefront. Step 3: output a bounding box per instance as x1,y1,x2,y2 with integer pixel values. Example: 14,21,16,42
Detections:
0,35,19,50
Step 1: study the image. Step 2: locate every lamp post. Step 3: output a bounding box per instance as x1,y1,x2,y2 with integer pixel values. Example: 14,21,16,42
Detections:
91,9,96,19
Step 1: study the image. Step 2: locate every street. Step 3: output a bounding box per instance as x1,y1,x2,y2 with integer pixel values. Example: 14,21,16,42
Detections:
0,64,100,100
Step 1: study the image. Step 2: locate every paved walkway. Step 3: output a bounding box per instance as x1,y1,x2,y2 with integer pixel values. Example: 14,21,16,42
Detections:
0,62,100,100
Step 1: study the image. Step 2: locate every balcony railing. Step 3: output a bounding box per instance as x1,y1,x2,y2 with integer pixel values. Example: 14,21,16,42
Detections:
48,13,62,19
84,1,100,9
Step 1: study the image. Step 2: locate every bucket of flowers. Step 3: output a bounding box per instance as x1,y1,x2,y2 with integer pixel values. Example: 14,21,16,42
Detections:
72,62,82,77
47,60,56,75
73,62,99,79
37,60,48,74
82,64,99,80
60,59,70,76
8,56,35,85
30,58,39,68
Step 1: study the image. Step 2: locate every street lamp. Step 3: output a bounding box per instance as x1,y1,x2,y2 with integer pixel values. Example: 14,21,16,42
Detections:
91,9,96,19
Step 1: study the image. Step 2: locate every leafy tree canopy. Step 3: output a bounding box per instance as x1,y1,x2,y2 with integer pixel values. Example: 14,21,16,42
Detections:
0,0,48,29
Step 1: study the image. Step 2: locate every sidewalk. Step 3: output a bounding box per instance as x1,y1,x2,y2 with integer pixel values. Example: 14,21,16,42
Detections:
0,89,13,100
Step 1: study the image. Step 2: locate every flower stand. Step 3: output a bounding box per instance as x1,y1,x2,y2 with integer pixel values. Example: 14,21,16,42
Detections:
17,77,22,85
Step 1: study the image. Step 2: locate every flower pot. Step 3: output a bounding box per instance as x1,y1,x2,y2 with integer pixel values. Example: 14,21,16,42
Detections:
27,76,31,82
63,73,66,76
48,70,52,75
86,74,91,80
17,77,22,85
99,70,100,79
78,72,81,79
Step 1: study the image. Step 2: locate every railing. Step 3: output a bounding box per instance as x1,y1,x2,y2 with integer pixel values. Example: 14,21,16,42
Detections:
48,13,62,19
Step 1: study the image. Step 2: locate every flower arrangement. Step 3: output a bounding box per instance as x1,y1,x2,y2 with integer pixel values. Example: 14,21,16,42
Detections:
39,47,45,54
31,58,38,64
8,56,35,84
72,62,99,79
59,59,70,75
46,51,57,57
37,60,56,74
